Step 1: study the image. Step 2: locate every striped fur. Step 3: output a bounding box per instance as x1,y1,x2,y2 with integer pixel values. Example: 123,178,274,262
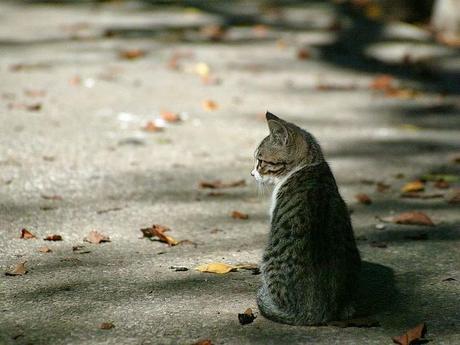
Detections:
254,112,361,325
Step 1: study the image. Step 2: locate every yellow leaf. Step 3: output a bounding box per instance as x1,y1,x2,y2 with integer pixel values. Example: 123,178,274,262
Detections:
196,263,236,274
401,180,425,193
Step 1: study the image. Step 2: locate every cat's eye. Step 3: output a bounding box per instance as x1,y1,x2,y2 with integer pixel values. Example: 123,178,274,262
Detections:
258,159,284,166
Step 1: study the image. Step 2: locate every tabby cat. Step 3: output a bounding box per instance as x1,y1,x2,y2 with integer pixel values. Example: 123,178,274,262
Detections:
251,112,361,325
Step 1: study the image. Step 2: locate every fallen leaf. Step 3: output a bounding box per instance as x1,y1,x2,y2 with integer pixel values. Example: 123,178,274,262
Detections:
161,111,181,123
99,322,114,330
140,225,178,246
238,308,256,325
328,318,380,328
119,49,145,60
392,323,427,345
20,228,36,239
142,121,163,132
370,241,387,248
96,207,123,214
400,192,444,199
376,182,390,192
196,263,237,274
84,230,110,244
5,261,28,276
41,194,63,200
355,193,372,205
207,192,224,197
434,180,450,189
235,263,260,275
446,189,460,204
401,180,425,193
200,24,226,41
371,75,394,90
44,234,63,241
231,211,249,220
442,277,456,282
392,212,434,226
202,100,219,111
169,266,188,272
192,340,213,345
38,246,52,253
199,179,246,189
297,48,311,60
72,245,91,254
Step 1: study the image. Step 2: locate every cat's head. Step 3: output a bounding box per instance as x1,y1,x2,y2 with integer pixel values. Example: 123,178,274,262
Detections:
251,111,323,184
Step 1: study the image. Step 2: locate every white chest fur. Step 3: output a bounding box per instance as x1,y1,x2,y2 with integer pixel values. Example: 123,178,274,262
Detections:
269,165,305,219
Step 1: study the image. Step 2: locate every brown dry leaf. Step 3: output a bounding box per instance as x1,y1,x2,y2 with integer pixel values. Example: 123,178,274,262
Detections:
371,75,394,90
434,180,450,189
196,262,237,274
99,322,114,330
41,194,63,200
160,111,181,123
401,180,425,193
231,211,249,220
446,188,460,204
44,234,63,241
38,246,52,253
297,48,311,60
376,182,390,192
392,323,427,345
84,230,110,244
199,179,246,189
238,308,256,325
192,340,213,345
20,228,36,239
140,225,178,246
355,193,372,205
119,49,145,60
202,100,219,111
200,24,226,41
142,121,162,132
391,212,434,226
328,318,380,328
5,261,28,276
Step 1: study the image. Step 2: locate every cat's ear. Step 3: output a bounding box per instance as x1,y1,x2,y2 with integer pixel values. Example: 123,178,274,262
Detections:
266,112,289,145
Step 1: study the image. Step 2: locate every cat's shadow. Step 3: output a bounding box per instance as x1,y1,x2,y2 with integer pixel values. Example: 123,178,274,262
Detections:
355,261,398,317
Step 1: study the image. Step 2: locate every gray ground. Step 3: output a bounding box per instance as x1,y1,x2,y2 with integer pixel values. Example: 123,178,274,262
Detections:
0,1,459,345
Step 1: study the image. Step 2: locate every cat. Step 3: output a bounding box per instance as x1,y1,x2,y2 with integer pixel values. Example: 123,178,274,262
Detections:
251,111,361,326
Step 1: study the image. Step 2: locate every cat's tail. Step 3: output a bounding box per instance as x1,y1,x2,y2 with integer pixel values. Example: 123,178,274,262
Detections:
257,287,296,325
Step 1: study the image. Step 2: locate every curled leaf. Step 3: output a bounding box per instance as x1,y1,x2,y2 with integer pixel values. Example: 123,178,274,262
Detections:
44,234,63,241
238,308,256,325
119,49,145,60
160,111,181,123
84,230,110,244
140,225,178,246
392,323,427,345
20,228,36,239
